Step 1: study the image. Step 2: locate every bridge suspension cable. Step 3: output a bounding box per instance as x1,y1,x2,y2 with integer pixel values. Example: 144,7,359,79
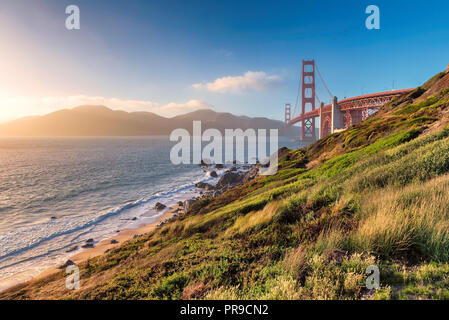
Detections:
293,66,302,117
316,64,333,100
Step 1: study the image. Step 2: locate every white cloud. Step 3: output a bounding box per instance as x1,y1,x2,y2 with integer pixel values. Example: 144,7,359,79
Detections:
193,71,282,94
0,94,213,122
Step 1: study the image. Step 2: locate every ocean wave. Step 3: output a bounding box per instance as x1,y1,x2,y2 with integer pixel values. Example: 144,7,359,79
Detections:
0,169,221,261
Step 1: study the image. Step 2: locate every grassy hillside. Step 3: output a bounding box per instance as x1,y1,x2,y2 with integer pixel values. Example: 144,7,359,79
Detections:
3,70,449,300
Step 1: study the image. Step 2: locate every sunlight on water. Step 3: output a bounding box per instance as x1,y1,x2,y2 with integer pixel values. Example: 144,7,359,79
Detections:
0,136,300,289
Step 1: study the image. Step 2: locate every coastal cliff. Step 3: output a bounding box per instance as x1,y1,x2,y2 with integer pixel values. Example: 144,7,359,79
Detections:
2,70,449,300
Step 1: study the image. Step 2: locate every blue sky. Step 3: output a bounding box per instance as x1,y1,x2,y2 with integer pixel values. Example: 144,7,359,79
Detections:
0,0,448,122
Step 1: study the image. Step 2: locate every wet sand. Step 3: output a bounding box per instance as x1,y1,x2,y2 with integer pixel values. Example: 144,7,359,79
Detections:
69,205,180,264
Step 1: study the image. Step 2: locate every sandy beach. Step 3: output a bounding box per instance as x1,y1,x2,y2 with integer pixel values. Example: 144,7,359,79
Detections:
0,205,182,292
70,205,180,264
0,165,250,293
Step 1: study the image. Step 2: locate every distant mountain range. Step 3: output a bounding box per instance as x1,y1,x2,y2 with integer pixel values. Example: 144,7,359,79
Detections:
0,105,299,137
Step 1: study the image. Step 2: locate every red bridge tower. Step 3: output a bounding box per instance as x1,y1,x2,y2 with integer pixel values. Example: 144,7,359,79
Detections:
301,60,316,140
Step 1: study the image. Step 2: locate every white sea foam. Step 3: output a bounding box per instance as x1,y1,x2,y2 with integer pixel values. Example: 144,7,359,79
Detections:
0,165,225,291
0,136,297,292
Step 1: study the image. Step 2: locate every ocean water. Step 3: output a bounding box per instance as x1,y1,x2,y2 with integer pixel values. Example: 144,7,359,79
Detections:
0,136,301,290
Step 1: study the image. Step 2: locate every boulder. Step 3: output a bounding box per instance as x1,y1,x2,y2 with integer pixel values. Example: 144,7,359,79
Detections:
242,167,260,184
154,202,166,211
65,246,78,253
110,239,119,244
58,260,75,269
195,182,214,190
215,164,224,169
216,172,244,190
261,160,270,168
209,171,218,178
200,159,210,167
183,199,196,212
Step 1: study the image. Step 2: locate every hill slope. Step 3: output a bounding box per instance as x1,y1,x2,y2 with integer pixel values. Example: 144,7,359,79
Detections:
2,70,449,300
0,106,296,136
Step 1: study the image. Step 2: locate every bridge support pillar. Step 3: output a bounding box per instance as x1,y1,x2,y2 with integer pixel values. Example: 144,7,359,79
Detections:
318,102,324,139
331,96,343,133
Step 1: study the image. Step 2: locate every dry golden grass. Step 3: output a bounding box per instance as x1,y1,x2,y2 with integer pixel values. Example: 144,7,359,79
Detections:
282,245,307,274
350,174,449,260
227,201,282,235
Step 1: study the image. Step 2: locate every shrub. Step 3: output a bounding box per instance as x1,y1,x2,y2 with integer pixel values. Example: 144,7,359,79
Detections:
273,193,307,224
153,273,189,299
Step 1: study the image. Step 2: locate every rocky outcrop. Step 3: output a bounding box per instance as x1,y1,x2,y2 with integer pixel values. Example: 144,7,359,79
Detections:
242,166,260,184
216,171,245,190
194,164,262,199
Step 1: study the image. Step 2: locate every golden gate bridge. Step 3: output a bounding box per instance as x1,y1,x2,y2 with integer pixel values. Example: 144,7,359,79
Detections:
285,60,414,141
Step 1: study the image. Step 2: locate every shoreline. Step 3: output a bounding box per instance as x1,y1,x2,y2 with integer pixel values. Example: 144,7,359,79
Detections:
67,204,181,265
0,164,259,293
0,168,221,292
0,205,182,292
